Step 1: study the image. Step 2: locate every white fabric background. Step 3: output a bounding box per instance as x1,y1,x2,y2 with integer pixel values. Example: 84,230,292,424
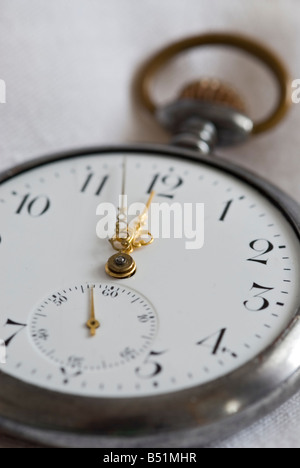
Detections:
0,0,300,448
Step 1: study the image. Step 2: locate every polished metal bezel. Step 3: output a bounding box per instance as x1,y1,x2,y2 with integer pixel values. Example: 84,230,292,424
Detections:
0,143,299,448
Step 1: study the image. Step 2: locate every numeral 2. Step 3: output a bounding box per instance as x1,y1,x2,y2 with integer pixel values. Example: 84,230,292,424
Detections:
247,239,274,265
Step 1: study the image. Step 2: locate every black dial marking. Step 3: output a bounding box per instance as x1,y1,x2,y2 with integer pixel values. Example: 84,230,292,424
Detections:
4,319,27,347
219,199,233,221
147,173,183,198
244,283,274,312
81,173,109,196
247,239,274,265
15,192,51,217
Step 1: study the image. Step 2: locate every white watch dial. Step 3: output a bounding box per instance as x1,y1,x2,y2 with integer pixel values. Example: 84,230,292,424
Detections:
0,152,299,397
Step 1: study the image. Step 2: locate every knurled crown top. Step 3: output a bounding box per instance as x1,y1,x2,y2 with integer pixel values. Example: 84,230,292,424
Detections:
179,78,247,114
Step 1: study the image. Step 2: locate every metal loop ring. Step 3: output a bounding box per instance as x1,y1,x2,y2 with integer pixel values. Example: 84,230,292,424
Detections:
136,33,291,134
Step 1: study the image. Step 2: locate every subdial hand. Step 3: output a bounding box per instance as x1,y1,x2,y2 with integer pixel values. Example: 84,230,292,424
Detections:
86,286,100,337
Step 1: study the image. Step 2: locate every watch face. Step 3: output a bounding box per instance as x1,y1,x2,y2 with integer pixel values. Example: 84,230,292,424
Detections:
0,147,299,403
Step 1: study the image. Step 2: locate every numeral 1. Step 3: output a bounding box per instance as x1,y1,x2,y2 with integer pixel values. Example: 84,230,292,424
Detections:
219,200,233,222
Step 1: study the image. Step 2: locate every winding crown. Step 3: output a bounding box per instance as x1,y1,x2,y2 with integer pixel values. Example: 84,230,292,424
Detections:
179,78,247,114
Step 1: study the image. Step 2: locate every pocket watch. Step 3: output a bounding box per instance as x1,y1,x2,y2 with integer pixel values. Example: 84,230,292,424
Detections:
0,33,299,448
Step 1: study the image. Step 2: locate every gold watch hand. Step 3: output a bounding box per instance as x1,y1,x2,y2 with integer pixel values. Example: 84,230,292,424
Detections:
106,162,155,279
131,191,155,248
109,190,155,253
142,190,155,217
86,286,100,337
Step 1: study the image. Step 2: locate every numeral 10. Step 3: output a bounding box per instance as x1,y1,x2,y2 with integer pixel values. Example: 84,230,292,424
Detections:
15,193,51,217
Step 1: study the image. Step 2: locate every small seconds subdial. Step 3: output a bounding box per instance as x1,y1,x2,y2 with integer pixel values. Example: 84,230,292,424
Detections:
29,283,158,371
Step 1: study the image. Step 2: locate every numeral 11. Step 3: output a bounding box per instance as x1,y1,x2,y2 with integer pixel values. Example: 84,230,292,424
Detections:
81,174,109,196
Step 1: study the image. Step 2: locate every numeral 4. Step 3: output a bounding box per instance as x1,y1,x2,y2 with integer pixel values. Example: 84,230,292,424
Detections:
197,328,237,358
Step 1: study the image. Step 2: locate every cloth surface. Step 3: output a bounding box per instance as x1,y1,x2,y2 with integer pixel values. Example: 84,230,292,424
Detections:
0,0,300,448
